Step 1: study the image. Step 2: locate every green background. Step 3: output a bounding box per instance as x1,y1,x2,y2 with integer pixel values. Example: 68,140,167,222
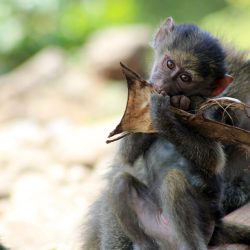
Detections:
0,0,249,74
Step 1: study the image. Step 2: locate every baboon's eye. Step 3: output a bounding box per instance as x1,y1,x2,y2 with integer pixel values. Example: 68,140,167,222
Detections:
180,73,192,82
166,59,175,69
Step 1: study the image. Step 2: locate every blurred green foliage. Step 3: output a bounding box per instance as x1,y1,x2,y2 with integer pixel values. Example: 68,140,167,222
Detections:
0,0,249,74
202,0,250,50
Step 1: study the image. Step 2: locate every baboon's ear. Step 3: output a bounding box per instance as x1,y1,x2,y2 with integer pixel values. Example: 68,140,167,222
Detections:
211,74,234,97
152,17,175,49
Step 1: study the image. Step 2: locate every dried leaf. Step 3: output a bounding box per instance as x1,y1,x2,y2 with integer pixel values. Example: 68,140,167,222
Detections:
106,63,250,147
106,63,157,143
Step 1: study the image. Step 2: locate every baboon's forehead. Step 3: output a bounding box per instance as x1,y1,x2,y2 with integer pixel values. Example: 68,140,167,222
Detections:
165,49,201,72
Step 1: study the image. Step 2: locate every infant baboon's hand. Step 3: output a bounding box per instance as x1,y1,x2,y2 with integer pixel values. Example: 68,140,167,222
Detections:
150,93,175,131
151,93,171,117
170,95,190,111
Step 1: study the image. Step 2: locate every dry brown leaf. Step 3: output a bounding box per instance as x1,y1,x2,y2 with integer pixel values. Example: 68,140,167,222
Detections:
106,63,250,147
106,63,157,143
